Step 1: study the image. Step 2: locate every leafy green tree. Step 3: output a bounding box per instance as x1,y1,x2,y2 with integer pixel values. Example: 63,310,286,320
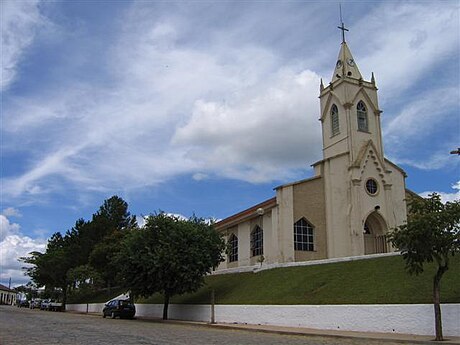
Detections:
118,213,225,319
67,264,104,291
21,196,136,303
88,196,137,289
93,195,137,233
88,230,129,293
387,193,460,341
21,232,74,306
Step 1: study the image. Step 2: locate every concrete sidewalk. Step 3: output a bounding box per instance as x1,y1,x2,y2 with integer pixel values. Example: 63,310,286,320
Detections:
207,322,460,344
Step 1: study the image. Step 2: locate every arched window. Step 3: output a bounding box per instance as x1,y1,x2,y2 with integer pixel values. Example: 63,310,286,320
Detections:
250,226,263,257
331,104,340,136
294,218,314,251
357,101,368,132
228,234,238,262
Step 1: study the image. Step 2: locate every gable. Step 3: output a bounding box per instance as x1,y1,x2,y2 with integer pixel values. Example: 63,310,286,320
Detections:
350,140,391,185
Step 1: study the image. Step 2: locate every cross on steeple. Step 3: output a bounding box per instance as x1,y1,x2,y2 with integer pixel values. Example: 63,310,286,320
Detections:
337,22,348,43
337,4,348,43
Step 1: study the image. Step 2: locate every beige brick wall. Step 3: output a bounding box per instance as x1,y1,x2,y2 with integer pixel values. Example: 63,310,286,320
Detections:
292,177,327,261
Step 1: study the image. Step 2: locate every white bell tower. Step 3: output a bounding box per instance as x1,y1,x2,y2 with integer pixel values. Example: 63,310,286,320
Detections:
314,23,407,258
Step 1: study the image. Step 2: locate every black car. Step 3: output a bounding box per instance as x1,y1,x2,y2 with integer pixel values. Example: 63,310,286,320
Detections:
102,299,135,319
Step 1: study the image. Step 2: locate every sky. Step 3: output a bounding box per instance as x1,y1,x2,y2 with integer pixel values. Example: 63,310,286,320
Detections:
1,0,459,287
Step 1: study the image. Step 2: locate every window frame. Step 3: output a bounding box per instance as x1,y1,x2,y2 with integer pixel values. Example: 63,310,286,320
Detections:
293,218,315,252
228,233,238,263
365,178,379,195
331,104,340,137
250,226,264,257
357,101,369,132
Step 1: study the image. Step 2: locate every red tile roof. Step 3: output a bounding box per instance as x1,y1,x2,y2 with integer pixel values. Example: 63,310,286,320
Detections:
215,197,277,230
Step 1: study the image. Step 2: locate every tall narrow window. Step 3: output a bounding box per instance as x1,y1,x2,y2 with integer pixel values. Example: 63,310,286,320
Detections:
331,104,340,136
357,101,368,132
294,218,314,251
228,234,238,262
250,226,263,257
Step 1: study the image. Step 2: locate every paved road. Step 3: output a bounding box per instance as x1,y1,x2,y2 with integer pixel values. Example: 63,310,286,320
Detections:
0,305,420,345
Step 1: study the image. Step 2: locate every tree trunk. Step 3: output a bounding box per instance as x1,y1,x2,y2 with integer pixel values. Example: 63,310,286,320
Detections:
433,265,447,341
163,293,170,320
62,285,68,311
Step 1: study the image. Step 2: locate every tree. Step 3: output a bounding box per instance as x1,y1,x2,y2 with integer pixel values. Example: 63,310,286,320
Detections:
21,232,74,307
67,264,103,292
88,196,137,290
117,213,225,320
20,196,136,303
88,230,129,293
387,193,460,341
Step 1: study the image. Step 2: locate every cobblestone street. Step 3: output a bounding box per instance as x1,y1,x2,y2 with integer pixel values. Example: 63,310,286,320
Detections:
0,305,426,345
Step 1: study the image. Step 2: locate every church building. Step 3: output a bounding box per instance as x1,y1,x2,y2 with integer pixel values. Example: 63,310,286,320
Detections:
215,28,410,271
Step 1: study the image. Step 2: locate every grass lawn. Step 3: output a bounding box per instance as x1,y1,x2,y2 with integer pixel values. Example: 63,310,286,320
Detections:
138,254,460,305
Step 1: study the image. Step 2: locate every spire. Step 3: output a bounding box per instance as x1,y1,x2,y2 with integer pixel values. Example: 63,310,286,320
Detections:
331,30,362,83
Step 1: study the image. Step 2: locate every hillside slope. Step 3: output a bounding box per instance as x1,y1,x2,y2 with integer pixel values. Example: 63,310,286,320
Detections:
139,254,460,305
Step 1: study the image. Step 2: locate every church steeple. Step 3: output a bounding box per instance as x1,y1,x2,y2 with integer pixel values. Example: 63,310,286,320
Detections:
320,21,384,163
331,41,363,83
331,21,362,83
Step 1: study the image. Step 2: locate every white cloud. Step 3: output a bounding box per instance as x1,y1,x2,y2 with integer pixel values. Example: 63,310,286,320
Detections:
1,1,458,204
384,88,458,142
419,180,460,203
192,173,209,181
0,215,47,286
2,207,22,218
1,0,46,90
355,2,459,97
1,10,321,199
173,69,322,182
0,215,20,241
383,87,459,170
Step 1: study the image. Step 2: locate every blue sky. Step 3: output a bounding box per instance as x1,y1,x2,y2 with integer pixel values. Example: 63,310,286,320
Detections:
1,0,459,287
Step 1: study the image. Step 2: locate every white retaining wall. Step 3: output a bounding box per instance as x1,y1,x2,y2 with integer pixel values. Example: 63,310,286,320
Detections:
66,303,460,336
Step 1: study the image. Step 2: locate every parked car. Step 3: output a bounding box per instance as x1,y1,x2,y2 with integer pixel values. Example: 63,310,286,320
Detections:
29,298,42,309
40,299,51,310
17,300,29,308
102,299,135,319
40,299,63,311
48,300,63,311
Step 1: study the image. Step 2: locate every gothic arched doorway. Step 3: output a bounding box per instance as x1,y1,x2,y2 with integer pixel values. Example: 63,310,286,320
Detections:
363,211,389,254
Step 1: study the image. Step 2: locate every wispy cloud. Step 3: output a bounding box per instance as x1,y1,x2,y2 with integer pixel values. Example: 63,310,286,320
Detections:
420,180,460,203
1,1,458,206
354,2,459,97
383,87,459,169
1,0,46,91
2,207,22,218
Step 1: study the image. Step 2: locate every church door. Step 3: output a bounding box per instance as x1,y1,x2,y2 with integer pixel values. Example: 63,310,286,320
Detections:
363,212,388,255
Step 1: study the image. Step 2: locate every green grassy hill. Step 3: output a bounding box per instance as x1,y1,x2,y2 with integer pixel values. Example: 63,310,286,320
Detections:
139,254,460,305
70,254,460,305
